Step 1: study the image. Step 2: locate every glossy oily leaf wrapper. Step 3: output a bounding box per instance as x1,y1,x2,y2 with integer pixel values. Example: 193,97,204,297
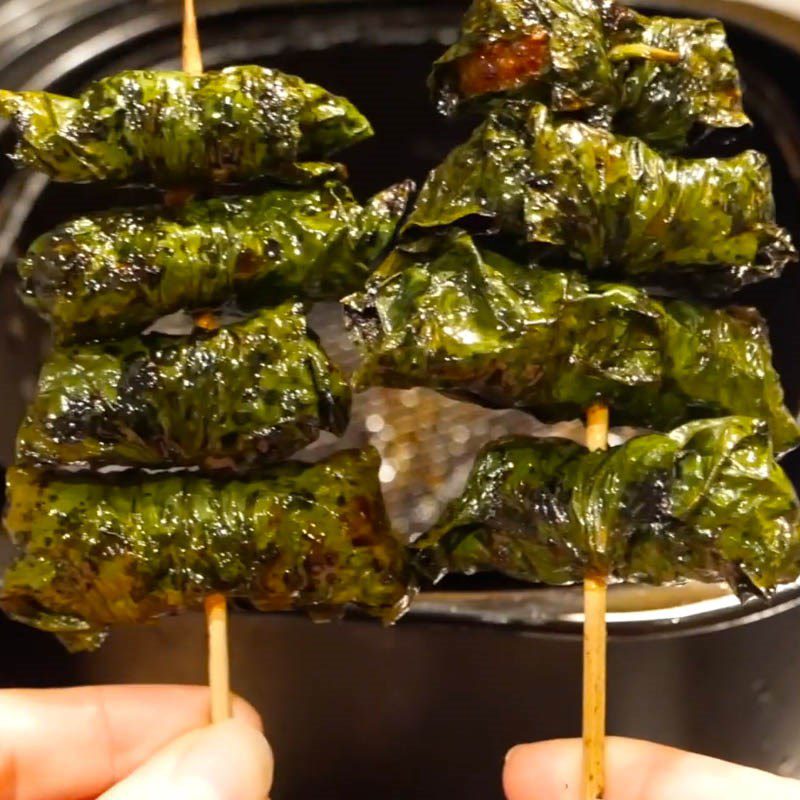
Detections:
0,66,372,186
414,418,800,594
16,304,351,469
19,180,412,343
406,104,795,295
1,448,413,652
431,0,748,151
344,232,800,455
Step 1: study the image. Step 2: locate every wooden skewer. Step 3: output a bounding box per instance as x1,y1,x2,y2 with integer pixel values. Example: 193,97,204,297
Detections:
180,0,232,725
205,594,232,723
182,0,204,75
166,0,205,210
582,402,610,800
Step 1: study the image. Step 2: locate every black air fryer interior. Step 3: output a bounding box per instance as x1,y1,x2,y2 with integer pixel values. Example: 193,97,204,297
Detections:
1,3,800,799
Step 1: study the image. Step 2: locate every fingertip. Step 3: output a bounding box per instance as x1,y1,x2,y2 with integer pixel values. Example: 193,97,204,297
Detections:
101,718,274,800
505,744,525,764
502,737,800,800
177,718,274,799
503,739,581,800
231,695,264,732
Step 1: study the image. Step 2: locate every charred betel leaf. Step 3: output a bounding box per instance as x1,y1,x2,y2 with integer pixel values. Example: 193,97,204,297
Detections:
16,304,351,469
0,66,372,186
406,104,795,295
1,448,414,652
344,232,800,455
19,180,413,343
431,0,749,152
414,417,800,595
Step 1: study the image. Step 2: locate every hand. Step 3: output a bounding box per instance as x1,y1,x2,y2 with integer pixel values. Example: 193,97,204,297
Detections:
0,685,273,799
504,737,800,800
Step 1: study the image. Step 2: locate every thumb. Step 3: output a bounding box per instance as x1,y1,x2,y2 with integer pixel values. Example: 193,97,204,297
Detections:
503,737,800,800
99,718,273,800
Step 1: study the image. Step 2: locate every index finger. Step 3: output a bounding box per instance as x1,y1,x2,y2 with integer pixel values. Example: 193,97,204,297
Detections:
503,737,800,800
0,685,261,800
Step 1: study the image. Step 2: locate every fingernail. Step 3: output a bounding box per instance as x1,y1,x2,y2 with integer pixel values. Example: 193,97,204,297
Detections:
174,719,273,800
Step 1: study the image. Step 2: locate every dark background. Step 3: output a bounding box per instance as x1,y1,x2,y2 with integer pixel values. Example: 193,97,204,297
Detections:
1,1,800,797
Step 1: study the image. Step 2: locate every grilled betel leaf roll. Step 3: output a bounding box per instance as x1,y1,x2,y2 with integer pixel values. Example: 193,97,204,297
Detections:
1,448,412,652
20,180,412,343
344,232,800,455
431,0,748,151
406,104,795,294
16,304,351,468
414,418,800,595
0,66,372,186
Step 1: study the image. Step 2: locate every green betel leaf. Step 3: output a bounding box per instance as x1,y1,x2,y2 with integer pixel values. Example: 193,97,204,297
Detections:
413,418,800,594
0,67,373,186
431,0,749,151
19,180,412,343
1,448,413,652
617,14,747,151
344,232,800,455
406,104,796,294
16,304,351,469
